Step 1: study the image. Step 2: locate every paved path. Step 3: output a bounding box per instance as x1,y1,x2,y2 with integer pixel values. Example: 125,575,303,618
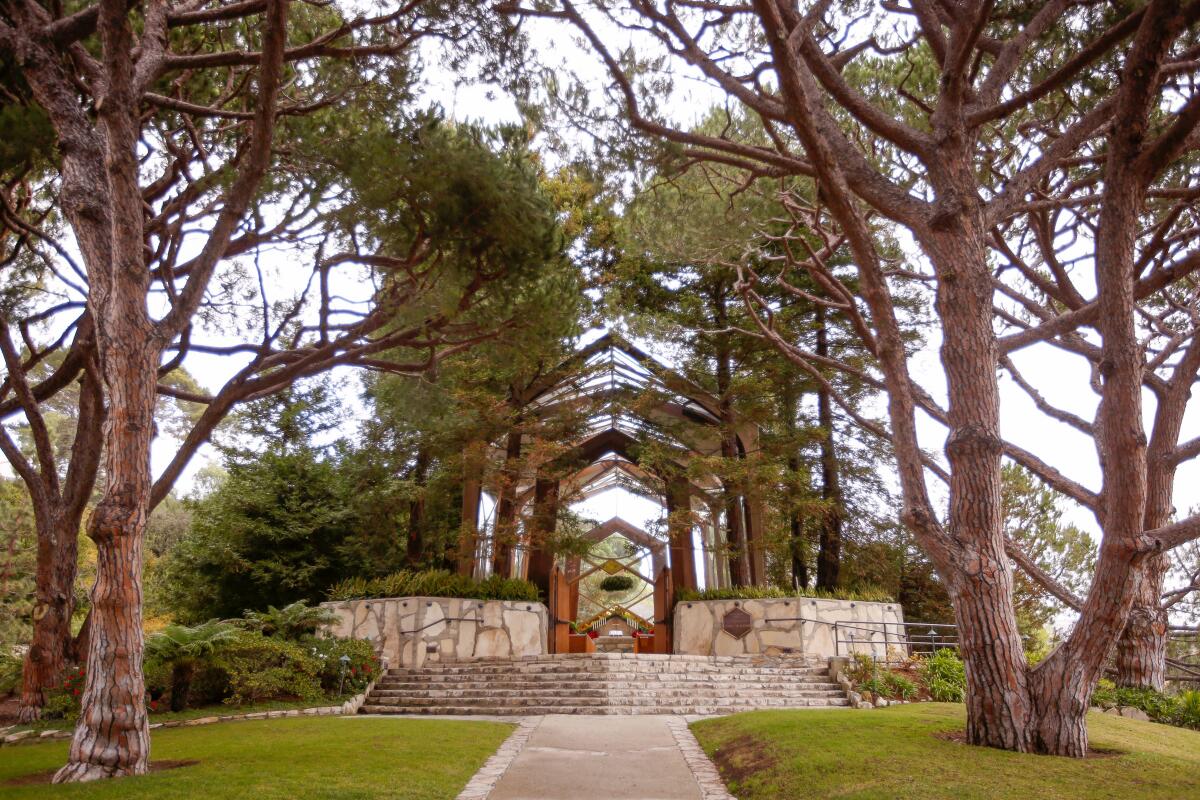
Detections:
456,715,735,800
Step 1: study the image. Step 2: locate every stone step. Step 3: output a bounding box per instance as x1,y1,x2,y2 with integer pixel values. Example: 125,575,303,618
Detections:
361,654,850,717
364,690,844,700
384,666,831,678
360,699,850,715
369,695,849,705
374,680,842,692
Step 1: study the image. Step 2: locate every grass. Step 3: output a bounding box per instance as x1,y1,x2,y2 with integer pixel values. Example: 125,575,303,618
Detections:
0,716,512,800
7,697,355,734
692,703,1200,800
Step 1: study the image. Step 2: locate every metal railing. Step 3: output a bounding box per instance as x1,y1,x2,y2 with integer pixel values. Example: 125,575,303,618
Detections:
735,614,960,663
832,620,960,663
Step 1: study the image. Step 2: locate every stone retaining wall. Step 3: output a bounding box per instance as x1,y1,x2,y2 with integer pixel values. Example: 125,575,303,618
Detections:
321,596,549,668
673,597,905,659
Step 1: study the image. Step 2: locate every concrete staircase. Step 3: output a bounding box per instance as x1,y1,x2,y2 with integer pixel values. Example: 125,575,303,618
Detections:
359,653,850,715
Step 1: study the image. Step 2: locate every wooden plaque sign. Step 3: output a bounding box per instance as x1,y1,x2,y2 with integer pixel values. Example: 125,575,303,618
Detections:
722,607,754,640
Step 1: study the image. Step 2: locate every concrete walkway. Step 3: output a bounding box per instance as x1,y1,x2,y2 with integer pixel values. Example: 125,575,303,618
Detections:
456,715,735,800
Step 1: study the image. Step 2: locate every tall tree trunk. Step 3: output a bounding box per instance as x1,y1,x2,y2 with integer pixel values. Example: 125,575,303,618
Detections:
55,341,158,781
1115,349,1184,690
55,0,158,770
926,220,1034,751
788,453,808,591
19,508,76,723
406,446,430,567
712,318,749,586
18,350,104,722
491,429,522,577
814,304,842,590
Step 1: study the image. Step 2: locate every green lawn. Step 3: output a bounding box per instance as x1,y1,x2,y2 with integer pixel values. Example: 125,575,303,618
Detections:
0,716,512,799
692,704,1200,800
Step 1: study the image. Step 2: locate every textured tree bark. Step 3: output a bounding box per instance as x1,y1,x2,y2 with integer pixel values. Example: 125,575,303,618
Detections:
18,369,104,722
924,215,1034,750
54,343,158,782
19,509,75,723
53,0,158,776
1115,555,1168,690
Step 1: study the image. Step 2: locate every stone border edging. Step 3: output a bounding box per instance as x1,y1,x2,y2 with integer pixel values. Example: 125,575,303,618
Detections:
666,717,737,800
0,679,377,747
455,716,542,800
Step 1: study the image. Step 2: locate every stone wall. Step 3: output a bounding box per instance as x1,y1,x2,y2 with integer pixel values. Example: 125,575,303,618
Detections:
673,597,905,659
321,596,548,668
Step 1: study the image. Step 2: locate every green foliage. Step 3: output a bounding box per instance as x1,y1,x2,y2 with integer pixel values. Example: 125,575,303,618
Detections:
240,602,338,641
1176,690,1200,731
145,620,241,665
41,664,86,721
598,574,635,593
309,637,380,695
158,383,408,622
0,479,36,648
327,569,540,603
0,91,54,175
920,649,966,703
1091,682,1200,730
215,634,325,706
846,653,918,701
145,620,242,711
677,585,894,603
0,651,22,696
141,604,376,711
883,672,919,701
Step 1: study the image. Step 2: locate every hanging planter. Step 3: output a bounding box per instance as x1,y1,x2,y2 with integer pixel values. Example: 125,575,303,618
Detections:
599,574,635,592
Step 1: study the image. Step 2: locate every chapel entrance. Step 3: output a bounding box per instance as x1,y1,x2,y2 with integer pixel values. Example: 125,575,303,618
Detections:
547,518,674,654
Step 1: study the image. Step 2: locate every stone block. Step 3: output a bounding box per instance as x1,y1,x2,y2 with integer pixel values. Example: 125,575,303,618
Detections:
185,716,220,726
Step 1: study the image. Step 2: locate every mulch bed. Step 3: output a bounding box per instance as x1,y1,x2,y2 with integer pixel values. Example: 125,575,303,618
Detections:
709,733,778,783
3,759,199,786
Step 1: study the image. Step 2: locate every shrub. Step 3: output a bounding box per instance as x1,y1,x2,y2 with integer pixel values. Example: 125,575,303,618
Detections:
0,652,22,696
598,574,635,592
41,664,86,721
1175,690,1200,731
1092,678,1118,708
676,585,894,603
309,637,380,695
327,569,540,603
215,633,324,705
847,652,878,685
240,601,338,641
883,672,918,701
145,620,240,711
920,649,966,703
1091,683,1200,732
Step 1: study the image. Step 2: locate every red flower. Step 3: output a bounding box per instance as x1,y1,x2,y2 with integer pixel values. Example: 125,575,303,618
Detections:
73,689,80,696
